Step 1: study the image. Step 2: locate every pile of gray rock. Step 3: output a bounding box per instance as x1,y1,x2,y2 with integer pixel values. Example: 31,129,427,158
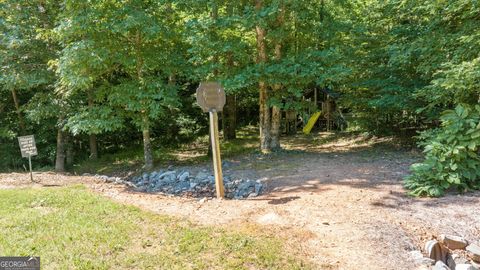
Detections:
93,175,136,187
92,169,264,199
421,234,480,270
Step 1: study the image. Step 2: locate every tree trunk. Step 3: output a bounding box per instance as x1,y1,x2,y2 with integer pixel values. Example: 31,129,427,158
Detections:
142,115,153,170
11,89,26,134
270,62,282,149
223,94,237,140
259,82,271,151
135,30,153,169
65,135,74,167
223,52,237,140
270,106,281,149
269,2,285,150
143,128,153,169
55,128,66,172
87,89,98,160
168,74,176,85
256,0,271,152
320,0,325,22
89,134,98,160
223,6,237,141
206,3,220,156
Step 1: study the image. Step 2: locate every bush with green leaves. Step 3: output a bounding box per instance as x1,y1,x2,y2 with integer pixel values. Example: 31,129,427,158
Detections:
405,104,480,197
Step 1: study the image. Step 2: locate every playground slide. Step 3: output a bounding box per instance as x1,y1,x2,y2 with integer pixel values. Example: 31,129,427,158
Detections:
303,111,322,134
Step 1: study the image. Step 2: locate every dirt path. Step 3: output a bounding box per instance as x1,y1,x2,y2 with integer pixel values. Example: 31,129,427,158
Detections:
2,135,479,269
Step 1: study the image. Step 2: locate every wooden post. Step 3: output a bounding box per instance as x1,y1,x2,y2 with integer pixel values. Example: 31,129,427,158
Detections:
196,82,226,198
209,110,225,198
28,155,33,182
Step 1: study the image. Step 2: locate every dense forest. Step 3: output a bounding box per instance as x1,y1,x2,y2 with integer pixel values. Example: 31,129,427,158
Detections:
1,0,479,197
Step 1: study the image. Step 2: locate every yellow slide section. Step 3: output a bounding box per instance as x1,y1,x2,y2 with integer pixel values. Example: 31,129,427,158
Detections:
303,111,322,134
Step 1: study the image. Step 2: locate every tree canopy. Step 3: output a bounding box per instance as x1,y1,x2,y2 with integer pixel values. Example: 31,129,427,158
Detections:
1,0,479,196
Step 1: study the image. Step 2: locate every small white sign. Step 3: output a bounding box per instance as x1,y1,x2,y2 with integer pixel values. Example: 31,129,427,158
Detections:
18,135,38,158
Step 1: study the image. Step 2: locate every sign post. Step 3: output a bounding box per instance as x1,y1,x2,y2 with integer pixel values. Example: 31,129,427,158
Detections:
18,135,38,182
196,82,226,198
28,155,33,182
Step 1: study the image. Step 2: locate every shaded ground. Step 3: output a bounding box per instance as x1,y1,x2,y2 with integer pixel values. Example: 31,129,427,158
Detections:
1,132,479,269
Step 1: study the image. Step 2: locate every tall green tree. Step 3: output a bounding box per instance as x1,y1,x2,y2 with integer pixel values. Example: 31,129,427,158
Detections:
253,0,350,151
0,0,67,171
56,0,184,169
184,0,352,152
344,0,480,133
0,0,57,135
182,1,255,141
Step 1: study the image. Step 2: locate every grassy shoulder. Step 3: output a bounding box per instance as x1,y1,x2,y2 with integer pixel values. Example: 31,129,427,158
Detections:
0,185,309,269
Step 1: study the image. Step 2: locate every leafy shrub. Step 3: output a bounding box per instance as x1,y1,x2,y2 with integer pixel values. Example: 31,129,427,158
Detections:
405,104,480,197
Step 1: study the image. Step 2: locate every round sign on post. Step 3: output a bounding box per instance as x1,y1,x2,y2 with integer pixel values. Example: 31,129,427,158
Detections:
196,82,226,198
196,82,226,112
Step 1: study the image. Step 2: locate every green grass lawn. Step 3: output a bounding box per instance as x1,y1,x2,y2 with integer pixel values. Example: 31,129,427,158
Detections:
0,186,309,269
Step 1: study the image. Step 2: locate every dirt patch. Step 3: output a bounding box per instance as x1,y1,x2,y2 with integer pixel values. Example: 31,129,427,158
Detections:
0,172,94,188
1,134,479,269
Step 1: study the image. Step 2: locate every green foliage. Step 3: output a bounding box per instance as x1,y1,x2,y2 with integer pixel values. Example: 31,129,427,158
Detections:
0,0,479,181
0,0,57,92
405,105,480,197
56,0,184,131
341,0,480,134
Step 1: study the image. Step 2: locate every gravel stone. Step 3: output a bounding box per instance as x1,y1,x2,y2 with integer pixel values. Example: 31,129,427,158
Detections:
95,167,264,199
466,244,480,262
439,234,469,250
426,240,447,263
433,261,450,270
456,264,476,270
195,171,208,181
178,171,190,182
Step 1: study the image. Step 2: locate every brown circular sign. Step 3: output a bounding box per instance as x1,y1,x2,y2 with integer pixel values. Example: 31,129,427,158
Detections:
196,82,226,112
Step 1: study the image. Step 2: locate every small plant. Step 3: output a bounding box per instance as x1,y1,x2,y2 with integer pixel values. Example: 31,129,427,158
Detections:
405,104,480,197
